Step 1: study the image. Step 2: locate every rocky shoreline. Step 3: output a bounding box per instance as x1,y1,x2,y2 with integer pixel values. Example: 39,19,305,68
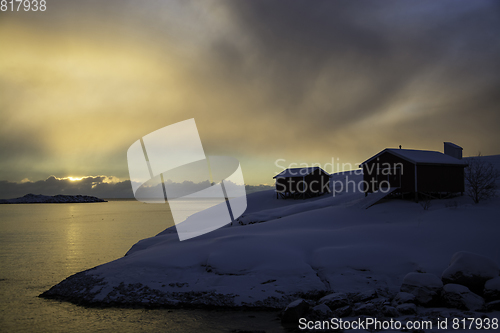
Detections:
279,251,500,328
39,267,314,310
39,251,500,331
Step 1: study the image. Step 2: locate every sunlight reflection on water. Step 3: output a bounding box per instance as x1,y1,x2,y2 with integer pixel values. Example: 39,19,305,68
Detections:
0,200,283,332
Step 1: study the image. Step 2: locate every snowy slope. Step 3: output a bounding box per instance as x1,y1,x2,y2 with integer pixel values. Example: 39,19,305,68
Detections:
121,191,500,299
41,156,500,328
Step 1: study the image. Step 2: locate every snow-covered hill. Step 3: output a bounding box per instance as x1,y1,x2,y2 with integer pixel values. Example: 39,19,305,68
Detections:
41,155,500,329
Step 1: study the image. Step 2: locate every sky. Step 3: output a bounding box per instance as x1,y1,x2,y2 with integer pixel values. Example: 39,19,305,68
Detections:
1,0,500,197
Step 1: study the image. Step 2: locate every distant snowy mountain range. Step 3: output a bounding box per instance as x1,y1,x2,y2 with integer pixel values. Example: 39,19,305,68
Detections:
0,193,107,204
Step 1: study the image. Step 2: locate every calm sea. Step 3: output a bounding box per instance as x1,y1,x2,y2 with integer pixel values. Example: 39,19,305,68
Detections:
0,199,283,332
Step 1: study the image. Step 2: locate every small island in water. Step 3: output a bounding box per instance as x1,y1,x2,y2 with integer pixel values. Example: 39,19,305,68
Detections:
0,193,107,204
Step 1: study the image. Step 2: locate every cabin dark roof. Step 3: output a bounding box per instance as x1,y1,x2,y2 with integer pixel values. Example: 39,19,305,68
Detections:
273,166,328,179
360,148,467,166
444,142,463,149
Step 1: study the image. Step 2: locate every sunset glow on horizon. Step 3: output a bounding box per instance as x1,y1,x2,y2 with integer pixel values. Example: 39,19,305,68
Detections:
1,0,499,188
68,177,84,182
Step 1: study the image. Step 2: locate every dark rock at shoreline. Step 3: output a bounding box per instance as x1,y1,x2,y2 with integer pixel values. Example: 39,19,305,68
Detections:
441,283,484,311
392,291,416,306
318,292,349,310
400,272,443,306
486,300,500,311
396,303,417,315
281,299,309,327
484,277,500,302
0,193,107,204
442,251,499,295
381,305,399,317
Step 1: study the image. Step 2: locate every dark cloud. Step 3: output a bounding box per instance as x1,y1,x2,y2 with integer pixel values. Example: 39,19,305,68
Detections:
195,0,500,158
1,0,499,186
219,0,500,120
